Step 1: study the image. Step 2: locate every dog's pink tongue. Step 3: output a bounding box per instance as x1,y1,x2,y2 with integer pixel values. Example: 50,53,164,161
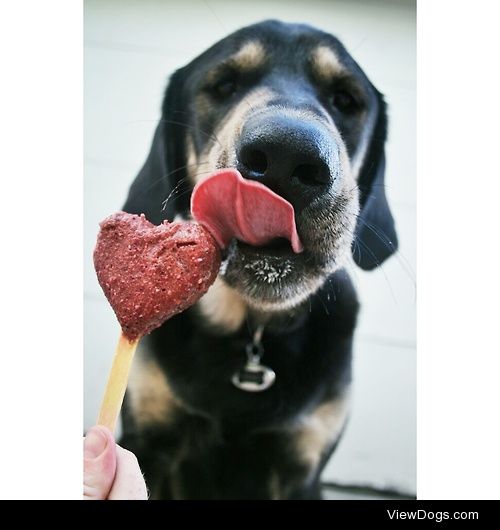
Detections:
191,169,303,253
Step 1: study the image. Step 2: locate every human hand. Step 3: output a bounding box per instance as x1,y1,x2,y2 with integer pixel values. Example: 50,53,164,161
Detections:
83,425,147,500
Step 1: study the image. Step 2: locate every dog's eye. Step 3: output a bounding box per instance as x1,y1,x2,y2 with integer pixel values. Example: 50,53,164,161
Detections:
330,90,356,113
213,79,237,99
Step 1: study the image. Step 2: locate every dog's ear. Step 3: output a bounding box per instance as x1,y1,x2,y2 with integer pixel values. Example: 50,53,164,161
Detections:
352,96,398,270
123,68,191,224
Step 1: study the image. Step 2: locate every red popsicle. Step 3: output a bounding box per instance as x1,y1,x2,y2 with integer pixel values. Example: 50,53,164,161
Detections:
93,212,221,431
94,212,221,340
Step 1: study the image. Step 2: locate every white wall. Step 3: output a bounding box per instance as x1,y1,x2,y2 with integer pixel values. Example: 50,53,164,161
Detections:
84,0,416,494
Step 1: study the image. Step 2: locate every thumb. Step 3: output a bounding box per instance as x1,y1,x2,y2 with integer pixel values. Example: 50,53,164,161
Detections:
83,426,117,500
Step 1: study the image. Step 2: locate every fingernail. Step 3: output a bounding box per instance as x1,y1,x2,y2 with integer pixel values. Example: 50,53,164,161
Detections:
84,427,108,459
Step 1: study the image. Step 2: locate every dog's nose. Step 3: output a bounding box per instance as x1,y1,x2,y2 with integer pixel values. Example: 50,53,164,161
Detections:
237,114,337,204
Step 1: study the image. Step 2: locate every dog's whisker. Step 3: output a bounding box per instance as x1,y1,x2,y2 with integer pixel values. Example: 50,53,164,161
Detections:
358,217,415,286
161,176,191,211
347,211,416,288
347,183,361,195
240,94,257,114
190,168,221,181
123,117,223,148
170,110,224,145
355,236,399,306
161,167,220,211
343,255,360,286
127,163,208,205
163,163,207,184
333,216,398,305
314,290,330,316
159,118,222,147
161,187,193,210
326,277,337,303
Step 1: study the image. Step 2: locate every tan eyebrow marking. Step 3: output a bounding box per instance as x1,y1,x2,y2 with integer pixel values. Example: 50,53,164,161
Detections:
311,45,346,82
228,40,266,71
205,41,266,85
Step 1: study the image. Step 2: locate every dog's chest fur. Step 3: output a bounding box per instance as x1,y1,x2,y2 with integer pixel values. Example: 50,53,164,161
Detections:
121,271,357,499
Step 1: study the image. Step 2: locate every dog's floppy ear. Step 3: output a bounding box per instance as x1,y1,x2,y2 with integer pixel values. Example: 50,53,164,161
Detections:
123,68,191,224
352,96,398,270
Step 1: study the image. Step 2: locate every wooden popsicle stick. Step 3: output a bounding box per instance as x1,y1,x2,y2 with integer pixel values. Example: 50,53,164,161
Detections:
97,333,139,433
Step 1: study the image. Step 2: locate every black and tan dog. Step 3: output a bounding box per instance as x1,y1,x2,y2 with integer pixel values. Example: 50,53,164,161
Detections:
120,20,398,500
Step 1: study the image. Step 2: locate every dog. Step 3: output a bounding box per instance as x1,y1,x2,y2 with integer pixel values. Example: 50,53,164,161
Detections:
120,19,398,500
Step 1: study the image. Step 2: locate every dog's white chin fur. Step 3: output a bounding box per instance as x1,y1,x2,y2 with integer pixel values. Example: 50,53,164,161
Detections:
242,251,352,313
241,275,326,313
197,251,350,333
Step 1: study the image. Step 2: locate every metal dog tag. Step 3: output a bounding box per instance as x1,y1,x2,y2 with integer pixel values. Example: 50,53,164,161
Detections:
231,341,276,392
231,360,276,392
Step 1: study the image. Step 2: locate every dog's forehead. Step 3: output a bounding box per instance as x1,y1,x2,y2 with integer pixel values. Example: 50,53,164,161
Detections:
197,21,357,77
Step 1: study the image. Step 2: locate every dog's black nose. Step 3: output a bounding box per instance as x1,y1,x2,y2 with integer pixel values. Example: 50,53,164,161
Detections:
237,114,337,205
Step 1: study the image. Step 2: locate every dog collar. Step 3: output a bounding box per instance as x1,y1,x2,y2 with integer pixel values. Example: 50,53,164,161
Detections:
231,325,276,392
